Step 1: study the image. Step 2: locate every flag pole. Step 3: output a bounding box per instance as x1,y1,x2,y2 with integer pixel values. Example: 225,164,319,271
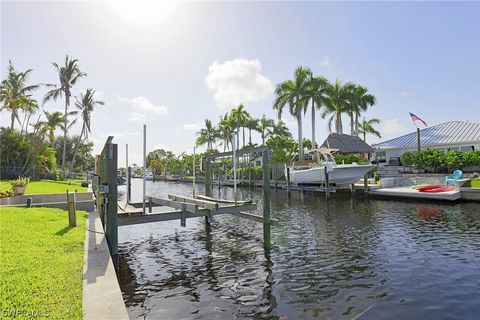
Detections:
417,127,421,152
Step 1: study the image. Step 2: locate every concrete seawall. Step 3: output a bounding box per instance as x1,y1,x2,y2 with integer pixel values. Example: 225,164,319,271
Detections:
82,210,129,320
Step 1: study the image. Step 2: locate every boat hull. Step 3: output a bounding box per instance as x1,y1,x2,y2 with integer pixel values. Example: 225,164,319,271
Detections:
288,164,373,188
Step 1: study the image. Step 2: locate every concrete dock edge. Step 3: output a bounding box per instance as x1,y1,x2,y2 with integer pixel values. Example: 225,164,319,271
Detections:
82,210,129,320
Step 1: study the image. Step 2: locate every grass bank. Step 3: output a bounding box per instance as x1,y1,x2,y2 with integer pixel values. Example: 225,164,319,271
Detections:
0,180,87,194
0,207,86,319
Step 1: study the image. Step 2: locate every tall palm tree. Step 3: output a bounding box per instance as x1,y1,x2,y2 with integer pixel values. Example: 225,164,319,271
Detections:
350,85,376,136
229,104,250,149
217,113,235,151
43,55,87,177
321,79,353,134
69,89,104,174
257,115,274,145
359,118,381,143
273,66,312,160
246,118,259,145
304,76,330,148
195,119,217,150
0,61,40,130
43,111,64,145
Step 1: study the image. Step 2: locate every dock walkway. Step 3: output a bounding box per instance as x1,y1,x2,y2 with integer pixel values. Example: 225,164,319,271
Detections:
369,187,461,201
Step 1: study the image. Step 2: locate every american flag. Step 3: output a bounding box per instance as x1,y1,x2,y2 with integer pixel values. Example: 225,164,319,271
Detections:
409,112,428,127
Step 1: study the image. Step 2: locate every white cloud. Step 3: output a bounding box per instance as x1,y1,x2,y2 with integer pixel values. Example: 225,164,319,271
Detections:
205,59,273,108
400,91,409,97
319,56,333,68
105,131,141,138
183,123,201,131
128,111,146,122
381,118,411,137
116,95,168,115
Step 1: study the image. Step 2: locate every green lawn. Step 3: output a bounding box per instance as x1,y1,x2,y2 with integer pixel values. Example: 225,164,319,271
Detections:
0,207,86,319
0,180,87,195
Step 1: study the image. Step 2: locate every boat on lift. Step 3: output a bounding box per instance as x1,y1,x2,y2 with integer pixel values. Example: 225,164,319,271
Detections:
286,148,373,188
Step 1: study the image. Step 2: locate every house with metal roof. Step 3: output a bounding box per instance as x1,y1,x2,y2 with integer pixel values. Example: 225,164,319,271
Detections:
372,121,480,162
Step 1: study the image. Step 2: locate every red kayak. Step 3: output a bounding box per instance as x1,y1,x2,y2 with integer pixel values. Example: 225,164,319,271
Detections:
422,186,455,193
417,185,442,192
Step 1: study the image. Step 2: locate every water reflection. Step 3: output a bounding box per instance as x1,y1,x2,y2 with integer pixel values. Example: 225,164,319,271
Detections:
118,180,480,319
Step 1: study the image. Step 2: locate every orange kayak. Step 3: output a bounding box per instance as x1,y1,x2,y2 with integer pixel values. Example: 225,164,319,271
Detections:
417,185,442,192
422,186,455,193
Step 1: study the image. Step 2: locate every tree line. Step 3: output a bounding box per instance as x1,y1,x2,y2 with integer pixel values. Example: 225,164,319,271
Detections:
0,56,103,178
196,66,381,161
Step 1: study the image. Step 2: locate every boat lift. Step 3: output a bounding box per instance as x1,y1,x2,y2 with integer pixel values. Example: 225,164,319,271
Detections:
93,132,277,270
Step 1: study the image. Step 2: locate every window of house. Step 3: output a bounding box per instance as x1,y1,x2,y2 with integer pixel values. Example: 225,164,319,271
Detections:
376,151,386,162
460,146,474,152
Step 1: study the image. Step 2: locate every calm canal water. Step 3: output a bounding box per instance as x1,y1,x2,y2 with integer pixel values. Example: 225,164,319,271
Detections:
118,179,480,319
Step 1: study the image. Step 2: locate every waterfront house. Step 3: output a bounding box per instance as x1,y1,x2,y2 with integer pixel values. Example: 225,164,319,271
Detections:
373,121,480,163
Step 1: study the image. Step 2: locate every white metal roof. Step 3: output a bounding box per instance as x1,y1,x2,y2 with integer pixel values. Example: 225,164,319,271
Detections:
373,121,480,150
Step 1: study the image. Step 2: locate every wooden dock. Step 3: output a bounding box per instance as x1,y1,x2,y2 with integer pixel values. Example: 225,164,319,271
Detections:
369,187,461,201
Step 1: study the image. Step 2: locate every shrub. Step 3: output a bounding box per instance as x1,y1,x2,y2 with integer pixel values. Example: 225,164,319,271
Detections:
334,154,361,164
401,152,415,167
0,190,15,198
444,150,464,172
463,150,480,167
10,177,30,188
414,149,445,171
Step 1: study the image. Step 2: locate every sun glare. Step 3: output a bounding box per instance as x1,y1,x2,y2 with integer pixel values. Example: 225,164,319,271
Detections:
108,1,177,26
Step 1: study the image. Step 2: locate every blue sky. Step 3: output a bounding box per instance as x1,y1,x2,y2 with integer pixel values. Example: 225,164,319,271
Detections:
1,1,479,165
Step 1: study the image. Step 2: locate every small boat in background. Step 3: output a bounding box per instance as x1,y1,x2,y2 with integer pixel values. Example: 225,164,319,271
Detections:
166,175,179,181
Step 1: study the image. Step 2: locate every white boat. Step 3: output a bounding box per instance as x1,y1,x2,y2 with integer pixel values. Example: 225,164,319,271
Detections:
145,171,154,180
286,148,373,188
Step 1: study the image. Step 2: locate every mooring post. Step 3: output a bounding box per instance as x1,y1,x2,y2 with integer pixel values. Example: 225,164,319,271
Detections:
286,166,291,193
262,150,271,250
324,165,330,199
127,166,132,203
205,158,212,198
204,157,212,224
364,173,368,196
104,142,119,271
67,190,77,227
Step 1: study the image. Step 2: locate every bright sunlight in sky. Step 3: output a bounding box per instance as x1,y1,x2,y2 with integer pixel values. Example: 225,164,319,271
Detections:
107,1,178,26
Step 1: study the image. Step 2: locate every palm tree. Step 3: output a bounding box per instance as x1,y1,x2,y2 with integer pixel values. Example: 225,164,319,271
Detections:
43,111,64,145
359,118,381,143
43,55,87,177
304,76,330,149
268,120,292,139
217,113,235,151
257,115,274,145
70,89,104,174
19,96,39,134
246,118,259,145
0,61,40,130
273,66,312,160
350,85,376,136
196,119,217,150
229,104,250,149
321,79,353,134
